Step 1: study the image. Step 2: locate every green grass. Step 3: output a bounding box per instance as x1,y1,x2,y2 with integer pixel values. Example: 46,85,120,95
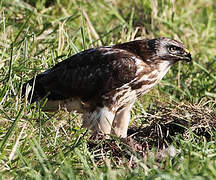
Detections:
0,0,216,179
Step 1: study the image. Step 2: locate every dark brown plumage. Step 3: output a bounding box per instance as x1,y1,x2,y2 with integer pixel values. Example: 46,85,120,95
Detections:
22,37,192,137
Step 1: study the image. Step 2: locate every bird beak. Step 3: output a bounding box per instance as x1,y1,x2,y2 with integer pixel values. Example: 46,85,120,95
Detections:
183,49,192,62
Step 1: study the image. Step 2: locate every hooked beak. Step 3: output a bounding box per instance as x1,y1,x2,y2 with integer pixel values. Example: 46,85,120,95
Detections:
183,52,192,62
183,49,192,62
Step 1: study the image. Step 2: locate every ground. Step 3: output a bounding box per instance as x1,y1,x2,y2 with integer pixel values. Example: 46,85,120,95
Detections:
0,0,216,179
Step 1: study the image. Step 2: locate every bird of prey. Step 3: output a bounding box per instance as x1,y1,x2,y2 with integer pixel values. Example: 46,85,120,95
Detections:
22,37,192,138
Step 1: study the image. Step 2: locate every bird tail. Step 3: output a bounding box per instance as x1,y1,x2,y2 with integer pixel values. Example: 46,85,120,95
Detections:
22,76,47,103
22,78,37,103
22,72,66,104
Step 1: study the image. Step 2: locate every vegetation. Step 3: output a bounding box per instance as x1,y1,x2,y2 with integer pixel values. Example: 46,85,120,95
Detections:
0,0,216,179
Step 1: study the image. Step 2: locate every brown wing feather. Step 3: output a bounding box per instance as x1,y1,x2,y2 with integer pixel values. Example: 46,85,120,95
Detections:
23,47,138,102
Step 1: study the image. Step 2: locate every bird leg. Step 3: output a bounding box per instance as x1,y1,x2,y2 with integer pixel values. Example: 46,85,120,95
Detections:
82,107,115,136
112,102,134,138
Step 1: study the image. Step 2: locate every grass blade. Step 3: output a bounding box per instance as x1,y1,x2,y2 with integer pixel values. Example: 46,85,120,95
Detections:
0,106,24,152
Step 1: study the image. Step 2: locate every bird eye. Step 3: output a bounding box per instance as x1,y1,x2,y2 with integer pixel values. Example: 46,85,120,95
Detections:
168,45,179,52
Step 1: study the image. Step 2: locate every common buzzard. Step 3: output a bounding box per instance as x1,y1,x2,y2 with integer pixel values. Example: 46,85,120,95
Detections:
22,37,192,138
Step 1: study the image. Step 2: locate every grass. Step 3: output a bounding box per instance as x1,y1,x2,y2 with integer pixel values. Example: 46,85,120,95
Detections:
0,0,216,179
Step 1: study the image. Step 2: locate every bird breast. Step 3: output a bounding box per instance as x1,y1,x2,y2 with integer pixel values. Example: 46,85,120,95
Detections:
131,59,172,97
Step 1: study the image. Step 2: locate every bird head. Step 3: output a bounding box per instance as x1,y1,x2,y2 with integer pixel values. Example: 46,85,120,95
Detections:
148,37,192,63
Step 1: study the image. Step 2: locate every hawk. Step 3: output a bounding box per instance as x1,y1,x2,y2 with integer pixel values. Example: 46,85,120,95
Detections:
22,37,192,138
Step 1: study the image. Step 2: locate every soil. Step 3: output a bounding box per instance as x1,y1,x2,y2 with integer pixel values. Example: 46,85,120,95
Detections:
87,102,216,165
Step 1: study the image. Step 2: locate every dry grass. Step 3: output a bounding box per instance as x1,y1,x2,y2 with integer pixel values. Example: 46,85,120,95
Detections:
86,100,216,168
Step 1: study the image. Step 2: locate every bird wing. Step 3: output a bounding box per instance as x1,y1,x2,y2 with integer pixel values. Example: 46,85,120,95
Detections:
24,47,138,102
